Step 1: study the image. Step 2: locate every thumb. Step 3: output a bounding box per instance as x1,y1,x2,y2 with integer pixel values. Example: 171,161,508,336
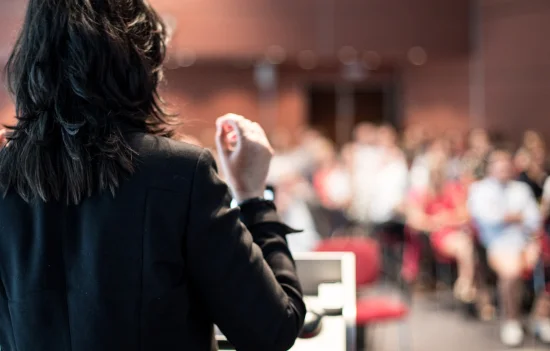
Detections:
215,123,234,179
215,124,229,157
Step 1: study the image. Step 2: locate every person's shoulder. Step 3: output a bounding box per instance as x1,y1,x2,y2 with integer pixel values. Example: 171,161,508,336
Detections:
469,179,483,188
128,133,214,180
131,133,205,163
468,179,489,194
507,180,536,200
509,179,532,192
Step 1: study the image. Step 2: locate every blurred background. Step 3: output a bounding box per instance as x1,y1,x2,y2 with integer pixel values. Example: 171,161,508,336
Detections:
2,1,550,351
2,0,549,143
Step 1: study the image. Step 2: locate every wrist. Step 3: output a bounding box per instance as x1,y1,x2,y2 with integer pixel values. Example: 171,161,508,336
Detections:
233,189,265,204
238,197,266,207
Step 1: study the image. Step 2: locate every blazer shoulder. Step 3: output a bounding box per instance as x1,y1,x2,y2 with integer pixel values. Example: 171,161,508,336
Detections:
128,133,212,186
130,133,205,163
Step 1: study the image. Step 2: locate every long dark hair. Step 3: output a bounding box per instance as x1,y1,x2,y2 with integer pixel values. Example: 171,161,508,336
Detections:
1,0,173,204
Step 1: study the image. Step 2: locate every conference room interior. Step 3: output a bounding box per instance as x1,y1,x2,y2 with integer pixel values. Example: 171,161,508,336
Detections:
3,0,550,350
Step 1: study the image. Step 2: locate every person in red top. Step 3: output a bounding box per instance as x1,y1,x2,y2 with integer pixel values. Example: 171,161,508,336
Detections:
407,151,477,303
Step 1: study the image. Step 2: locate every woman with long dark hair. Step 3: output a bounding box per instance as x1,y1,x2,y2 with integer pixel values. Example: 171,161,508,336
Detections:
0,1,305,351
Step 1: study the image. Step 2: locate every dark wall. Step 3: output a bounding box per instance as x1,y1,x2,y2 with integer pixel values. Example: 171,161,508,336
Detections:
481,0,550,143
7,0,550,143
155,0,470,60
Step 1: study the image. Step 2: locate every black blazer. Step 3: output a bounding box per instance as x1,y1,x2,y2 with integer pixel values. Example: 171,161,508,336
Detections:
0,132,306,351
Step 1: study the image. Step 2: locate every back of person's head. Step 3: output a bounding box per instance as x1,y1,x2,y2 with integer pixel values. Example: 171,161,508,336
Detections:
1,0,172,204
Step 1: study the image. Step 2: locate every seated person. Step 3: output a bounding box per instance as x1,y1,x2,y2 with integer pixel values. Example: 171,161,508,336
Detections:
365,125,409,239
407,151,476,303
469,148,550,346
541,174,550,234
517,146,547,202
312,141,352,234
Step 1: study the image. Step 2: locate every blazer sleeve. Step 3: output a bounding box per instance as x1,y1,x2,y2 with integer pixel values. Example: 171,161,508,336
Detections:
185,149,306,351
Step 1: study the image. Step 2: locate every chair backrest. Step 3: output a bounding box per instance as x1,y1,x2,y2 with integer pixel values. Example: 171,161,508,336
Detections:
315,237,380,287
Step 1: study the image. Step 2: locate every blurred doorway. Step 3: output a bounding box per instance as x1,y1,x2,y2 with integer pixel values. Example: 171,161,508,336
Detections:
308,84,393,146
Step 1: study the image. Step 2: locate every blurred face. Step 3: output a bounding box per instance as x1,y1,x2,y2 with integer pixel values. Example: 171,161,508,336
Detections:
314,140,337,167
428,138,450,158
354,123,377,145
489,151,513,182
403,124,427,151
428,153,448,190
469,129,490,151
523,130,544,149
528,147,546,173
446,130,466,155
377,126,397,148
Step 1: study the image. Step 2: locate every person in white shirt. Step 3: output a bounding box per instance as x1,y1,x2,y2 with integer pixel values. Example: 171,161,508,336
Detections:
366,125,408,236
348,123,381,224
469,148,550,346
276,173,322,253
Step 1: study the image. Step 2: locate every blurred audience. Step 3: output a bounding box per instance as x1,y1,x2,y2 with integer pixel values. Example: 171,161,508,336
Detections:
348,122,380,225
407,150,476,304
402,124,428,168
366,125,408,240
445,129,467,181
469,148,549,346
177,120,550,347
312,139,351,211
463,128,492,181
515,130,546,173
277,173,322,253
517,146,548,202
409,138,448,192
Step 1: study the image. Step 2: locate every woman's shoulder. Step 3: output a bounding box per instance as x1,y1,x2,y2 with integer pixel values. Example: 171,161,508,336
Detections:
131,133,205,159
129,133,212,175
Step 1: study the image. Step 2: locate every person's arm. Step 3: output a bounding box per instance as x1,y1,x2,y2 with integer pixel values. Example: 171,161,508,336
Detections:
187,114,305,351
392,159,409,217
406,190,434,233
540,177,550,220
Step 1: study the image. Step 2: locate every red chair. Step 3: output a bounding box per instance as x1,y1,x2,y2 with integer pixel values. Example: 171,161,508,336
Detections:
315,237,410,351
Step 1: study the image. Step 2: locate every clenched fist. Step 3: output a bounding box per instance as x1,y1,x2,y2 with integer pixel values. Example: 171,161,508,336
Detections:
215,114,274,203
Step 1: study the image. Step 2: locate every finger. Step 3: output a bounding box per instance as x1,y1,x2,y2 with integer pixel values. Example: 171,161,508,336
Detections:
215,124,229,157
217,116,244,141
216,113,244,128
222,119,243,152
249,122,274,151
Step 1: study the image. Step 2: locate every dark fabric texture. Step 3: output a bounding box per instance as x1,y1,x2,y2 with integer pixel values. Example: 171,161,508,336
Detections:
0,132,305,351
517,171,545,202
